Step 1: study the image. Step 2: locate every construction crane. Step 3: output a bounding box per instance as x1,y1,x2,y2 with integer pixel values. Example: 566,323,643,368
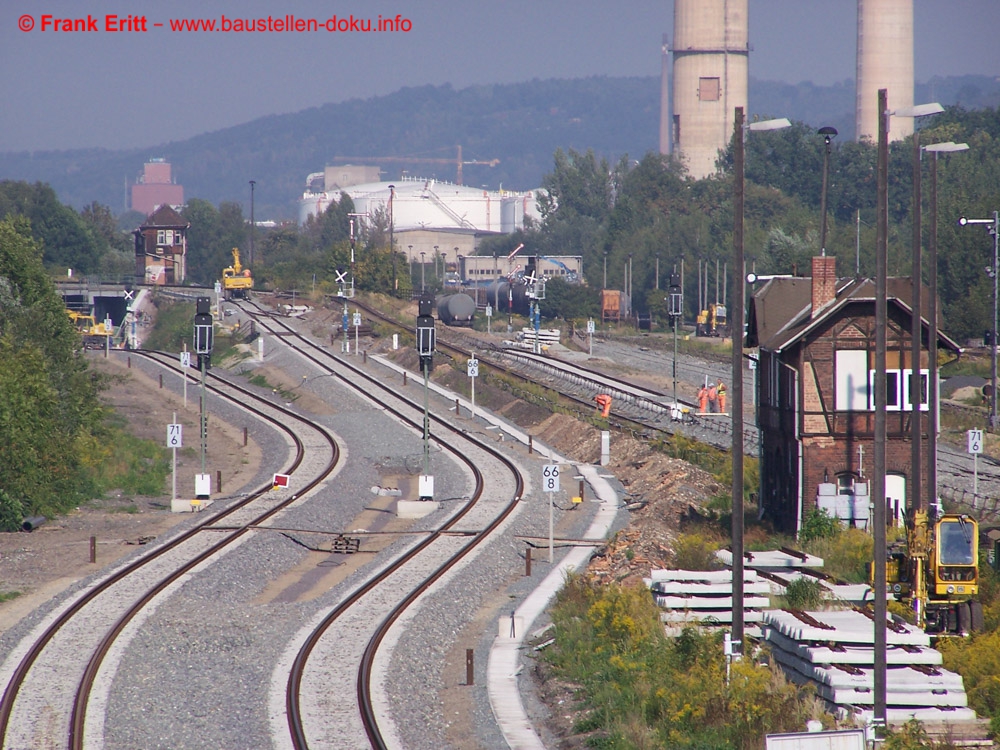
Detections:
329,145,499,185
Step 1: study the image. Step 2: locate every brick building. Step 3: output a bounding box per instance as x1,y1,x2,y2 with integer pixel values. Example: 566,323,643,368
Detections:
133,205,189,285
745,255,961,536
130,158,184,215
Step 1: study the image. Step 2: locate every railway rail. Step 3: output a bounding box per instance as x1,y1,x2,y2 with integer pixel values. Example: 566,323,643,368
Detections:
3,295,542,749
0,351,340,749
235,300,531,748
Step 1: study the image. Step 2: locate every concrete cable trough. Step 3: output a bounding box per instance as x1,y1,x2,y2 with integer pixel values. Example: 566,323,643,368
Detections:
763,609,977,724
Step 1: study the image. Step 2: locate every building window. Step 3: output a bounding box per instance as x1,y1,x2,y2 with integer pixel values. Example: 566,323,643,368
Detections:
699,77,721,101
835,350,868,410
837,472,858,495
157,230,166,245
868,368,929,411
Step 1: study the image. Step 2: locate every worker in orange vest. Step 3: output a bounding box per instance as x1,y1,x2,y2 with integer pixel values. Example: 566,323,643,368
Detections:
717,379,727,413
594,394,612,418
707,382,718,413
697,385,708,414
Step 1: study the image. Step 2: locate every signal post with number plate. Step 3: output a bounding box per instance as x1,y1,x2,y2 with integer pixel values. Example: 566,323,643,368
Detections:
543,463,560,562
467,356,479,419
167,416,181,504
969,429,983,500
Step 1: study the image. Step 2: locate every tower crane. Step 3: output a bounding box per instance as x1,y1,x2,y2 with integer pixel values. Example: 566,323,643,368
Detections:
329,145,499,185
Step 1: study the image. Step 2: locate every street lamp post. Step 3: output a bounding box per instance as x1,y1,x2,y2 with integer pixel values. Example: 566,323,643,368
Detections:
731,108,791,652
960,212,1000,428
818,127,838,255
874,91,944,731
249,180,256,268
926,143,969,512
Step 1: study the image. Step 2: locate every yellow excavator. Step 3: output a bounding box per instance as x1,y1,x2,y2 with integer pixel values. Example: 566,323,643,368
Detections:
878,508,982,635
696,303,728,337
67,310,113,349
222,247,253,299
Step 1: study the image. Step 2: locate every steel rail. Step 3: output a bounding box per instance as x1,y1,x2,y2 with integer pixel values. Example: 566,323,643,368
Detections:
233,302,526,749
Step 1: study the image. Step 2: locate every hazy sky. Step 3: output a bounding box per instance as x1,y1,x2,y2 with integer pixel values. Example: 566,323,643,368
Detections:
2,0,997,152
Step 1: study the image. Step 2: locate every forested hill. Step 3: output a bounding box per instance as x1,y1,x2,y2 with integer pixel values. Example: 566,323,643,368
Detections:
2,74,997,220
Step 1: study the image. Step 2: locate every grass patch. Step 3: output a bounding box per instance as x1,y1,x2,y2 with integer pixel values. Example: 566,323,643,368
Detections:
236,369,299,401
0,591,22,604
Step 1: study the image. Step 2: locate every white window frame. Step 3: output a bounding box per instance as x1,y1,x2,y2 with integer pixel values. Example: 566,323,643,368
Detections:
156,229,166,245
868,368,929,411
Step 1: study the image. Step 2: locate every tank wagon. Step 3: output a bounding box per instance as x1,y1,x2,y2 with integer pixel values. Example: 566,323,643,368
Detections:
436,293,476,327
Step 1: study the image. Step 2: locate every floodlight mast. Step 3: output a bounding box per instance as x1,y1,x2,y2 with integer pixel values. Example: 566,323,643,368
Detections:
731,108,790,652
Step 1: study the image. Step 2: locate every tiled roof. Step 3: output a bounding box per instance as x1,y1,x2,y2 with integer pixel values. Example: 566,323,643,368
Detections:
747,275,960,355
141,204,188,228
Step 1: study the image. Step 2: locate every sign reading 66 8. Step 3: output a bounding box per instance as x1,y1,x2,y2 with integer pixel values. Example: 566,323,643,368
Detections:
542,464,560,493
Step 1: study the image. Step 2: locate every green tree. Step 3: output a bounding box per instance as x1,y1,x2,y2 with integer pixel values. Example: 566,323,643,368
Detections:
0,181,103,273
0,217,104,521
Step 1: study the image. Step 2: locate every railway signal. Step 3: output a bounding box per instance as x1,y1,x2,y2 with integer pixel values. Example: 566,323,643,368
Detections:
416,295,436,500
193,297,214,499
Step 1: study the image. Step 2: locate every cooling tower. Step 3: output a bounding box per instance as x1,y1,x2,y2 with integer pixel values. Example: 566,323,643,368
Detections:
856,0,914,143
666,0,749,180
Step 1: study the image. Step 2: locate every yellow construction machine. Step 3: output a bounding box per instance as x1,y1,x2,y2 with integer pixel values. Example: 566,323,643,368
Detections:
67,310,113,349
222,247,253,299
695,303,728,337
878,509,982,635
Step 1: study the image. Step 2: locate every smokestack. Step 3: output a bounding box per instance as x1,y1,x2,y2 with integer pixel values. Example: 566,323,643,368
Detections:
856,0,914,143
670,0,749,179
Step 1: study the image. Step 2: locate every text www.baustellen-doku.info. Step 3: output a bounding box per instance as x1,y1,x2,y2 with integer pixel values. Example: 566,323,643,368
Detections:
17,13,412,33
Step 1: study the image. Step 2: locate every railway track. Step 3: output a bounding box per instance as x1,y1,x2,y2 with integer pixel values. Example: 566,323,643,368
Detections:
232,300,531,748
3,297,541,749
0,351,340,750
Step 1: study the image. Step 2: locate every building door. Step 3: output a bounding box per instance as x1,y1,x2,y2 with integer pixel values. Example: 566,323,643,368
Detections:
885,474,906,527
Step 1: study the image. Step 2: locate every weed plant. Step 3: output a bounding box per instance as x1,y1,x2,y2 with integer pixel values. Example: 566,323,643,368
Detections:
542,575,824,749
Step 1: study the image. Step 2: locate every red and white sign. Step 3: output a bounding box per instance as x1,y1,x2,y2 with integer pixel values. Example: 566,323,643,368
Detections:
272,473,290,488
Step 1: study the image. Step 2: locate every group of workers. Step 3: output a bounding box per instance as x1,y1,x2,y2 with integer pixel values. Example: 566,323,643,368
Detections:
697,379,727,414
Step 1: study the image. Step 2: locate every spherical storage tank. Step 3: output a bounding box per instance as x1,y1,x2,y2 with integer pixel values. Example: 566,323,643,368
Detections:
437,293,476,327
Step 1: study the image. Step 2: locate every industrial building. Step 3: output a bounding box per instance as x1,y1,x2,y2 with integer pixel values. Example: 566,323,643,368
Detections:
299,171,543,269
130,158,184,215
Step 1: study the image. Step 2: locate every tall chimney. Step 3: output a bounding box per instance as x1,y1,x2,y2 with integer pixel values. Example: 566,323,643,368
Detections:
812,256,838,317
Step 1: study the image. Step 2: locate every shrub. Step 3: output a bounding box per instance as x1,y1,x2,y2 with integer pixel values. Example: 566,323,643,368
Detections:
798,507,841,544
670,532,725,571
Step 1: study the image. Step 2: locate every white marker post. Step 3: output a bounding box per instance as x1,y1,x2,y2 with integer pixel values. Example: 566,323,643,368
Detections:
968,429,983,504
167,415,182,502
180,348,191,407
587,317,595,355
542,463,560,563
353,311,362,355
485,304,493,335
467,355,479,420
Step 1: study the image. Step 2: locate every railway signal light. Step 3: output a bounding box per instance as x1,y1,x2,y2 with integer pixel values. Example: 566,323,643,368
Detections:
193,296,214,369
667,273,683,319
